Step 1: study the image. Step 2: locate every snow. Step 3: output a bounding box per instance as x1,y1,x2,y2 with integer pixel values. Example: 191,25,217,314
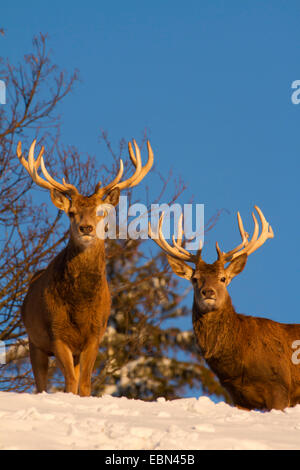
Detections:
0,391,300,450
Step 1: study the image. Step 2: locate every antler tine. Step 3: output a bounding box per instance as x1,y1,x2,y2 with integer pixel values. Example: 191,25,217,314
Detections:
99,139,154,197
148,212,197,263
242,205,274,256
172,213,190,256
127,139,141,168
94,158,124,196
61,178,80,195
220,206,274,262
127,140,154,187
171,213,202,257
17,140,53,191
17,140,79,195
115,139,143,190
17,141,32,174
40,156,74,193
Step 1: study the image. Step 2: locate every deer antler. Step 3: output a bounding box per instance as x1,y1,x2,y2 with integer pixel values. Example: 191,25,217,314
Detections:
18,138,154,198
96,139,154,197
149,206,273,265
17,140,79,195
216,206,274,262
148,211,202,263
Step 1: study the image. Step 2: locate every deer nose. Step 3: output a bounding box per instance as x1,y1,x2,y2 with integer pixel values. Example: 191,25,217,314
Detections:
201,288,216,299
79,225,94,235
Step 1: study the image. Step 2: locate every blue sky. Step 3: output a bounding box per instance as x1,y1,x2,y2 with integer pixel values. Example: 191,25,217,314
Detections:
1,1,299,331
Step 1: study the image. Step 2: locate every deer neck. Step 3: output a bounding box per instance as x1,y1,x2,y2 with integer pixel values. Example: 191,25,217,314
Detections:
65,237,106,274
66,237,105,265
58,238,107,301
192,295,239,362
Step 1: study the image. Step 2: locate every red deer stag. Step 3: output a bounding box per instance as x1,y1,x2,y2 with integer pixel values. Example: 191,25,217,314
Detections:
17,139,153,396
149,207,300,410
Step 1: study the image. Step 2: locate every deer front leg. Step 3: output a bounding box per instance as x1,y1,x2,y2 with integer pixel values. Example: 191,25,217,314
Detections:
267,386,290,411
29,341,49,393
79,337,100,397
54,339,78,394
73,354,80,390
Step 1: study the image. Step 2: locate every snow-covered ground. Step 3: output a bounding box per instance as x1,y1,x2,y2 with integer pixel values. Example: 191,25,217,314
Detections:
1,391,300,450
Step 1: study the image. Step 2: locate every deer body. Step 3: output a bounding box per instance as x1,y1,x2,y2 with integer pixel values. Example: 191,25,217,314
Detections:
18,139,153,396
22,237,110,396
149,207,300,410
192,296,300,410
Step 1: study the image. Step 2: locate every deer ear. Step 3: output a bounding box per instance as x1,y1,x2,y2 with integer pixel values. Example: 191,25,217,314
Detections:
50,189,71,212
225,253,248,283
102,187,120,207
166,255,194,280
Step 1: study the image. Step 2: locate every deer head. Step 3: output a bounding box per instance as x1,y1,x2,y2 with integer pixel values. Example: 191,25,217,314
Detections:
149,206,274,314
17,139,154,249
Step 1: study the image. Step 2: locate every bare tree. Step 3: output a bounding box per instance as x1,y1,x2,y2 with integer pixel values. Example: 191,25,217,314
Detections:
0,33,78,388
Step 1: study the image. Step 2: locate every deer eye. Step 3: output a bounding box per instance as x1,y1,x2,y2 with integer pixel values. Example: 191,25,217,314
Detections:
220,276,226,283
68,210,76,218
